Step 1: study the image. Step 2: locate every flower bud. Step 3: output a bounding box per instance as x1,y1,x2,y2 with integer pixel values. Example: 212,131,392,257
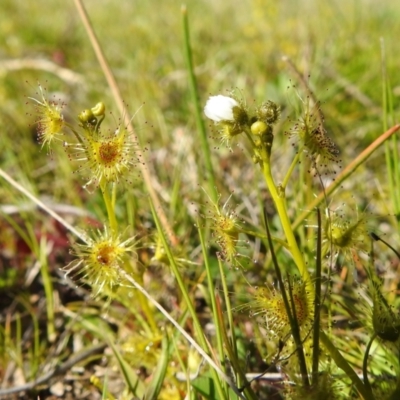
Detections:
91,102,106,117
251,120,268,136
256,100,281,124
79,109,96,124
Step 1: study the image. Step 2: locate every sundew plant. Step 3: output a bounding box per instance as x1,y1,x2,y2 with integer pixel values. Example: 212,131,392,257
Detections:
1,1,400,400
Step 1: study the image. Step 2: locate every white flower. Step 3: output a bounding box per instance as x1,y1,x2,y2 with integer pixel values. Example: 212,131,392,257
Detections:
204,95,239,122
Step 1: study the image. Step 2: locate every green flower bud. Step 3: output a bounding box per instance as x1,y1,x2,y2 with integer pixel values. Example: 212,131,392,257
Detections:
251,120,268,135
79,109,96,124
91,102,106,117
256,100,281,124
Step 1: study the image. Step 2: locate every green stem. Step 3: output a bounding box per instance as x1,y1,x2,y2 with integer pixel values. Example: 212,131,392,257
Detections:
261,154,310,282
100,181,118,233
281,147,304,190
363,333,377,395
312,209,322,386
198,227,228,397
243,129,258,148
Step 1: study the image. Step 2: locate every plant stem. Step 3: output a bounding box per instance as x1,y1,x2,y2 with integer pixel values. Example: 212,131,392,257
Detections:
100,181,118,233
198,227,228,397
261,152,310,283
363,333,377,395
312,208,322,386
281,147,304,190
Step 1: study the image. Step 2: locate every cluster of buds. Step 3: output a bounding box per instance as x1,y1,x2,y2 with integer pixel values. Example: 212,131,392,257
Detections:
204,94,280,161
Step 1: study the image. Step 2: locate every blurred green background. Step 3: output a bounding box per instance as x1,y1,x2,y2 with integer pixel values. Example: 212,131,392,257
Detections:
1,1,400,398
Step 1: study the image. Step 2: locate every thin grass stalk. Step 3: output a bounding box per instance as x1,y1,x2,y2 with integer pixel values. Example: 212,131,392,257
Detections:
312,208,322,386
214,296,259,400
287,277,310,387
15,312,22,371
123,260,159,334
100,182,118,233
197,226,228,396
0,168,83,240
381,39,400,218
182,6,217,202
363,333,377,394
217,258,238,368
73,0,178,246
216,258,259,399
39,237,56,343
381,40,396,216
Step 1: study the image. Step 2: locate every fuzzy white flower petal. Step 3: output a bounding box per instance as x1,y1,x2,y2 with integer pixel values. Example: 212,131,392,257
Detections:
204,95,239,122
